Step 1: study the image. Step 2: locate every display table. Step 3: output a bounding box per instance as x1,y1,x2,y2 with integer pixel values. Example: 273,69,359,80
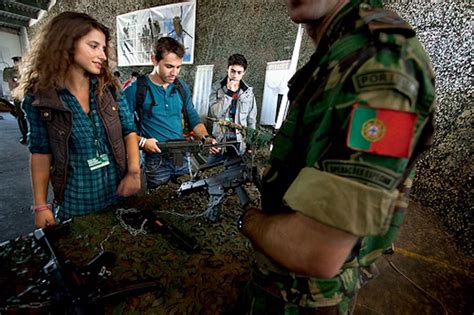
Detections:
0,183,256,314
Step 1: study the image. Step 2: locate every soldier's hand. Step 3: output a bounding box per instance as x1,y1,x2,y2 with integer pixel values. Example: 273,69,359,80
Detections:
143,138,161,153
35,210,56,228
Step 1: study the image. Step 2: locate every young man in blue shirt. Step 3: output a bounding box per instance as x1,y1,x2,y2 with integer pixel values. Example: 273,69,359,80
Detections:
123,37,217,188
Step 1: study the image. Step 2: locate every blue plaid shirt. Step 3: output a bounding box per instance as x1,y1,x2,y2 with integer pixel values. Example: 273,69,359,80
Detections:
23,81,136,218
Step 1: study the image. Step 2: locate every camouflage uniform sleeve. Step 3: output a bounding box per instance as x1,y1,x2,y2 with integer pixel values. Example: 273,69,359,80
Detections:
283,36,436,237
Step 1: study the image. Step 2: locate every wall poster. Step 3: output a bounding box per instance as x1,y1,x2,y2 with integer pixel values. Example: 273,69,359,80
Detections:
116,2,196,66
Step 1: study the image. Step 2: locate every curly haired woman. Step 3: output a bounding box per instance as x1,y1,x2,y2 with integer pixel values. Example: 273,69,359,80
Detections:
15,12,141,228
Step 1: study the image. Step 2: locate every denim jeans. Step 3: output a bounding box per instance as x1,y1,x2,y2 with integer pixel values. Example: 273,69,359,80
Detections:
144,152,191,188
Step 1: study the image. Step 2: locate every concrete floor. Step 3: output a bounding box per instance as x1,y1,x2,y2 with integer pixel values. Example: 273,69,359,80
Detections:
0,111,472,314
356,201,473,314
0,113,37,241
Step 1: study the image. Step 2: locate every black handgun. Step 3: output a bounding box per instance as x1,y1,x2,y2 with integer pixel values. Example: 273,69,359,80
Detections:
143,211,200,253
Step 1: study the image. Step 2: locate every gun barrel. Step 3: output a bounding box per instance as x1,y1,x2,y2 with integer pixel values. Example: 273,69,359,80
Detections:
156,140,239,153
156,140,202,153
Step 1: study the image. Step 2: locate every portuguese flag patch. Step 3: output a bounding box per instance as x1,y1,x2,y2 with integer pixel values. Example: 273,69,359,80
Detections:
347,104,418,158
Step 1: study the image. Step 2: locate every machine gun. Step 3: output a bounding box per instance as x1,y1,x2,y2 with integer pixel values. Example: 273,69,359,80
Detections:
177,156,260,222
5,220,160,314
156,139,239,166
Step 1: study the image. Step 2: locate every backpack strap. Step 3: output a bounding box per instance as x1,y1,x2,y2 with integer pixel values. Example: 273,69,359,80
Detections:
173,78,191,132
135,75,148,132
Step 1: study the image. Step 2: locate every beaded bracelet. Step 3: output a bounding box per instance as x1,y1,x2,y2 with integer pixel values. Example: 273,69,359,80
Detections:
31,204,53,214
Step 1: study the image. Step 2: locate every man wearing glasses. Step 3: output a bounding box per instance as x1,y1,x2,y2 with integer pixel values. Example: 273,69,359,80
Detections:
208,54,257,162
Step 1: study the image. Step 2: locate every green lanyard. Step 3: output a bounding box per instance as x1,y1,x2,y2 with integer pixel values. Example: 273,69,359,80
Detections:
87,105,101,157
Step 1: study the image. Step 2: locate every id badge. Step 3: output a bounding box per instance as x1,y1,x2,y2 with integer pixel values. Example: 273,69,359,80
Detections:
87,154,110,171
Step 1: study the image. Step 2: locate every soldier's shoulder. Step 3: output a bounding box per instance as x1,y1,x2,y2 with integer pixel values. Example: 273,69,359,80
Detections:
356,5,434,79
359,5,416,45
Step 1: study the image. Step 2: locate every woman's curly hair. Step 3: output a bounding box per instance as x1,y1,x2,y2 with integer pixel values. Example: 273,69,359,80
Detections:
15,12,117,99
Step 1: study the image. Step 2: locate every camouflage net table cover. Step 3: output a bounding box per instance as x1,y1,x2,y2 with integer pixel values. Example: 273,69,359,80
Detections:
0,182,258,314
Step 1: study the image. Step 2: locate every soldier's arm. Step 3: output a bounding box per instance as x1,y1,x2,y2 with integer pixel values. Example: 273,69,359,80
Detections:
241,209,357,278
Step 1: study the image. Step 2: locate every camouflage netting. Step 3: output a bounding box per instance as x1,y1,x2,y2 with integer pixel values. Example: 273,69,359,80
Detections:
383,1,473,255
0,180,261,313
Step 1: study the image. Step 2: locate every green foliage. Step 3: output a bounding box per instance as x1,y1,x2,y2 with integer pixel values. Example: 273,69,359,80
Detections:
246,126,273,149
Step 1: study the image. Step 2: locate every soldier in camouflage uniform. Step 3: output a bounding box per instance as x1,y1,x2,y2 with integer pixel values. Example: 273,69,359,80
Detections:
238,0,436,314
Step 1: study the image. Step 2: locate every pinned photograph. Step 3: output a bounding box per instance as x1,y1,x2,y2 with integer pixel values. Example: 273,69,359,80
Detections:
116,2,196,66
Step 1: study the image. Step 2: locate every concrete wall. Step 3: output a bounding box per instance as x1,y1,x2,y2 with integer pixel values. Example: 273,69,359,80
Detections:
0,29,23,61
26,1,472,255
